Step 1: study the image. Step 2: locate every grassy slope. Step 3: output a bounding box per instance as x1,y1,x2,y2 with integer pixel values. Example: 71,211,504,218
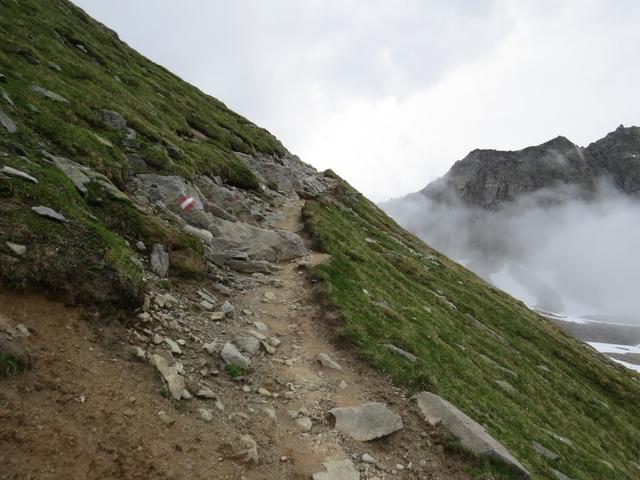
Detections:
304,178,640,479
0,0,285,305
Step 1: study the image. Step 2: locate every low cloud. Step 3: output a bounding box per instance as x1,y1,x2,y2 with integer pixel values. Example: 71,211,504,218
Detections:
383,182,640,321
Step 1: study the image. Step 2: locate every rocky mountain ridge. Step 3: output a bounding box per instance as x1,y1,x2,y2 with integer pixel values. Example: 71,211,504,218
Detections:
419,125,640,209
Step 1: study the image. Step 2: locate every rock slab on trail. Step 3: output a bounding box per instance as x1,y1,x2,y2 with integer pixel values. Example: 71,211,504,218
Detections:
312,457,359,480
330,402,403,441
414,391,531,479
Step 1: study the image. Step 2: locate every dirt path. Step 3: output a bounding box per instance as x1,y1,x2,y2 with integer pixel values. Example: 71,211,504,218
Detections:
0,200,472,479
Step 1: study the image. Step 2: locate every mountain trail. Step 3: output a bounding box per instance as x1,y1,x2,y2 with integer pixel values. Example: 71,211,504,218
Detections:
0,199,472,480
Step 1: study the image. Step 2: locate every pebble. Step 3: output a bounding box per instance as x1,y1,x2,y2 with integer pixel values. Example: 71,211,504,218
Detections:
197,408,213,422
362,453,377,464
158,411,174,425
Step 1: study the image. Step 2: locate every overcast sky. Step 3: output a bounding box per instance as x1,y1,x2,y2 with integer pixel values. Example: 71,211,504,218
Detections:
73,0,640,201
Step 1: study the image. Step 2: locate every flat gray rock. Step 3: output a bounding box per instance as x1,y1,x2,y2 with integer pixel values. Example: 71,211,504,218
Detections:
0,109,16,133
220,342,250,369
312,457,359,480
31,84,69,103
414,392,530,479
552,470,574,480
330,402,403,441
150,354,184,400
5,242,26,256
31,206,66,222
0,166,37,183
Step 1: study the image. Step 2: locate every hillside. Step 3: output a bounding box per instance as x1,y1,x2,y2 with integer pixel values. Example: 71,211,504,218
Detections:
2,2,640,480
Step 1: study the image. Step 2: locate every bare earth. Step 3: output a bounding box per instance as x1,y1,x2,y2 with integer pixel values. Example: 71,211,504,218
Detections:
0,200,473,479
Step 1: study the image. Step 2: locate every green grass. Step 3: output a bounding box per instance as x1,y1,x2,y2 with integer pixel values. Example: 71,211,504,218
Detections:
0,0,289,306
225,364,246,378
303,178,640,480
0,352,23,376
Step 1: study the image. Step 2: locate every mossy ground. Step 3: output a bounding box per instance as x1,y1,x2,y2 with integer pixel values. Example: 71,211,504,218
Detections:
304,179,640,479
0,0,287,306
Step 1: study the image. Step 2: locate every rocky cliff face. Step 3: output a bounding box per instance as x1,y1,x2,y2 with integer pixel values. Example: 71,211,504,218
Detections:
421,125,640,209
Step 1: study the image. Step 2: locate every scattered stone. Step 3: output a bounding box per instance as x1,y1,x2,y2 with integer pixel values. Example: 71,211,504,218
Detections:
296,416,312,431
30,85,69,103
261,341,276,354
157,410,174,425
533,441,559,461
263,406,276,419
258,387,271,397
210,312,225,321
196,387,217,399
249,330,267,341
537,365,551,372
227,259,273,274
164,337,182,355
152,333,164,345
253,321,269,332
264,291,276,301
495,380,516,394
150,244,169,278
330,402,403,441
384,343,417,363
1,166,36,183
202,342,216,355
414,392,530,479
317,352,343,371
200,300,215,311
135,240,146,251
197,408,213,422
220,342,250,369
31,206,66,223
150,354,184,400
234,435,259,464
128,346,146,361
361,453,377,464
184,224,213,244
234,336,261,356
339,380,348,390
268,337,281,347
16,323,31,337
5,242,26,256
48,62,62,72
0,109,16,133
197,288,217,304
98,109,127,130
312,458,359,480
220,301,235,315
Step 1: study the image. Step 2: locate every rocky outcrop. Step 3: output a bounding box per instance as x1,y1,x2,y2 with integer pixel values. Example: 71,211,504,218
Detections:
418,125,640,209
414,392,530,479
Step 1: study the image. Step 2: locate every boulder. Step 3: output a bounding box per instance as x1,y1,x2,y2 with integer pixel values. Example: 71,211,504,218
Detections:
312,457,359,480
150,244,169,278
183,224,213,244
5,242,26,256
330,402,403,441
234,434,259,464
227,259,273,274
533,441,559,461
414,392,530,479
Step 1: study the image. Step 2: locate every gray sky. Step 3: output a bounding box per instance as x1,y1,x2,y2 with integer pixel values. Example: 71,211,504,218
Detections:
73,0,640,201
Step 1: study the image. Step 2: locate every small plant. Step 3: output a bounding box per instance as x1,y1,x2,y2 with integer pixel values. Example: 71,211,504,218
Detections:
0,353,22,376
225,364,245,378
159,385,169,398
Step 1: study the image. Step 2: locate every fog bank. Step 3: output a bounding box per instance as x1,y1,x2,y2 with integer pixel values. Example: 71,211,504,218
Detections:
382,183,640,321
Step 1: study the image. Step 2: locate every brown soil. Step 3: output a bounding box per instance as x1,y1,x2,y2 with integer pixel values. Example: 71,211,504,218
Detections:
0,200,474,479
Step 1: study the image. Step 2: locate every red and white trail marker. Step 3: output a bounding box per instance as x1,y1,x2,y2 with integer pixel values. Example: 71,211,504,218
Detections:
178,194,196,212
